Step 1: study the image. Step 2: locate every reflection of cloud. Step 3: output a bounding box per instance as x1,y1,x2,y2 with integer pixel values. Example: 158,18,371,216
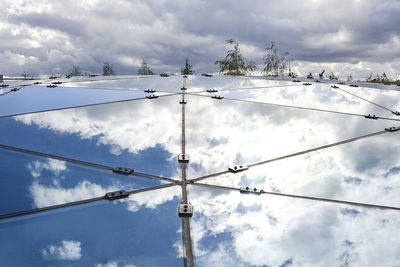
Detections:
42,240,81,260
30,180,117,207
95,261,137,267
126,186,180,212
27,159,66,178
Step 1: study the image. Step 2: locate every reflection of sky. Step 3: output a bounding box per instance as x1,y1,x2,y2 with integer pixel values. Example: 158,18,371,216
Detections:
1,76,399,266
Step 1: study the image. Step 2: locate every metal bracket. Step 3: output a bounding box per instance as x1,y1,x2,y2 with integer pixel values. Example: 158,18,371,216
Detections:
181,87,187,91
160,73,169,77
34,82,42,85
337,82,346,85
52,81,62,85
292,80,301,82
178,203,193,217
240,187,262,195
303,83,312,86
364,114,379,120
392,111,400,116
331,85,339,89
207,89,218,93
144,89,156,93
385,127,400,132
202,73,213,77
113,167,134,175
180,100,187,104
350,84,359,87
228,165,248,173
146,95,158,99
211,95,224,100
105,190,129,200
178,154,189,163
10,88,20,92
47,84,57,88
0,84,9,88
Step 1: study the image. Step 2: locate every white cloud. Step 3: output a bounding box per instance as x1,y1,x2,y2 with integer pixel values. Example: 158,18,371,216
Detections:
42,240,82,260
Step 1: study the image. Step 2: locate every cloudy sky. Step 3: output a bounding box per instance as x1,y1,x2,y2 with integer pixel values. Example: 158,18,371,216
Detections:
1,0,400,79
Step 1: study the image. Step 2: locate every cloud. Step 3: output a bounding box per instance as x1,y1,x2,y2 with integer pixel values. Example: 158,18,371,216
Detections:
0,0,399,78
27,158,66,178
42,240,82,260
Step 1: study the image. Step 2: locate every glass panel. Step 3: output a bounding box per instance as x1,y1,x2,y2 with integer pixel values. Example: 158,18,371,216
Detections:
188,185,400,266
185,75,293,93
196,132,400,207
0,85,162,117
0,95,181,177
64,75,184,93
0,147,166,215
0,186,183,266
185,94,395,176
192,81,398,116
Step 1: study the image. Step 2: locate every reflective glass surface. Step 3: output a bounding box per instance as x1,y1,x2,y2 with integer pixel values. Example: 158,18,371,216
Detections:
64,75,184,93
0,85,161,117
185,93,394,177
0,186,182,266
188,185,400,266
0,95,181,177
1,75,399,266
0,147,165,215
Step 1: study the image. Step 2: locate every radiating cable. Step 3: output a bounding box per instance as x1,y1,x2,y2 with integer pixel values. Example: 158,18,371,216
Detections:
191,182,400,211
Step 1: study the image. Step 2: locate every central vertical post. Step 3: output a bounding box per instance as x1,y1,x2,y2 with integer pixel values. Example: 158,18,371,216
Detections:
179,76,195,267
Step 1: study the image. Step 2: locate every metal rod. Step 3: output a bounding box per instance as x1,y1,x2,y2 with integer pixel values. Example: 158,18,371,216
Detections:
192,182,400,211
0,183,177,220
0,93,180,120
186,93,400,122
0,143,180,183
180,76,195,267
334,86,394,113
189,129,391,183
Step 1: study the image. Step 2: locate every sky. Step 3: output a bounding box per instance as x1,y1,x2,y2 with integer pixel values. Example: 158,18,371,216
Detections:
0,0,400,79
1,76,400,265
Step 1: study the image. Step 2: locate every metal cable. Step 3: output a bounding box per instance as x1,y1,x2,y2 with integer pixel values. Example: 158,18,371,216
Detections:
334,86,395,113
0,143,180,183
191,182,400,211
186,93,400,122
0,183,177,220
0,93,180,120
189,129,392,183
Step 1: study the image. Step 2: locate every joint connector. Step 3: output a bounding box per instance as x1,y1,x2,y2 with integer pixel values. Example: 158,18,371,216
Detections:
228,165,248,173
105,190,129,200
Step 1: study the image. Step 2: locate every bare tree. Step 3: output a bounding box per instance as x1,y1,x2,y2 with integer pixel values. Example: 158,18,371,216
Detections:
263,42,289,76
103,62,116,76
319,70,325,79
181,58,194,75
66,65,82,78
138,60,155,75
329,72,339,80
215,38,256,76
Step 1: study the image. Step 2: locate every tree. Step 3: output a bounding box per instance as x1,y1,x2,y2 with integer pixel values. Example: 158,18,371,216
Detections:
181,58,194,75
66,65,82,78
138,60,154,75
347,74,353,81
263,41,289,76
103,62,116,76
319,70,325,79
329,72,339,80
215,38,256,76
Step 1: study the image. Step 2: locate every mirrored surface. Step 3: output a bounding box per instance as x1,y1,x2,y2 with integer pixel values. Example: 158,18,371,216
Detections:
188,185,400,267
64,75,184,93
192,81,400,117
0,186,182,266
184,94,394,177
0,95,181,177
0,147,166,215
0,85,164,117
195,132,400,207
